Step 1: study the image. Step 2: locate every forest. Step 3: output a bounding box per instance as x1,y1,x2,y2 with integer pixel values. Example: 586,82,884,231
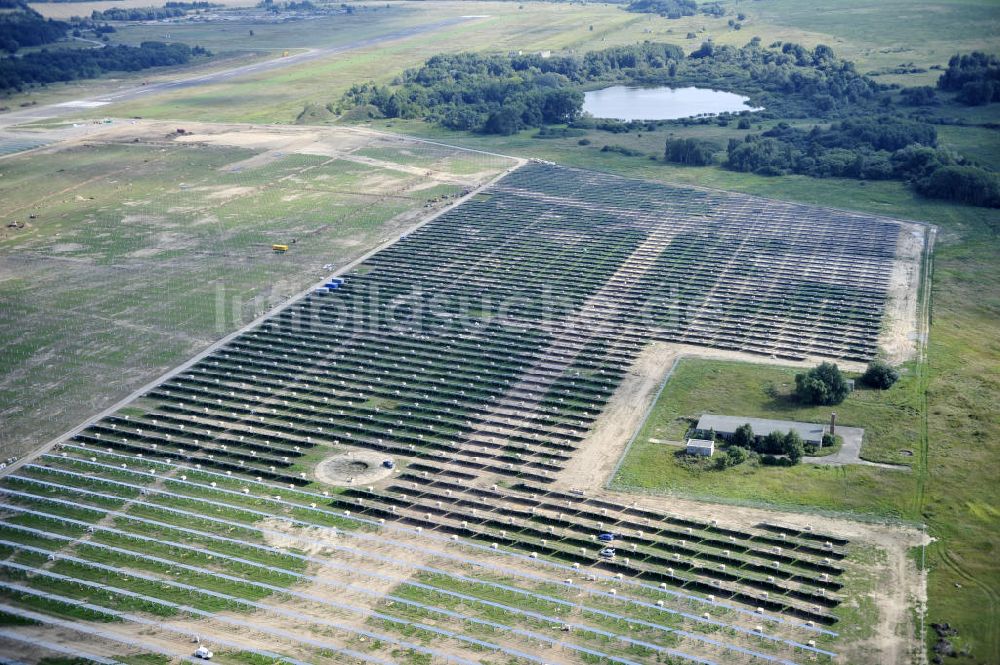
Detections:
0,3,68,53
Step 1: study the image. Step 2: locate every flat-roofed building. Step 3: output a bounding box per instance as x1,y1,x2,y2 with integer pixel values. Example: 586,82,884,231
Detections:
696,414,827,446
685,438,715,457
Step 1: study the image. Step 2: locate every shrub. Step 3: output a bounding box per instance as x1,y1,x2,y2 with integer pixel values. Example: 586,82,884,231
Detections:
726,446,749,466
794,362,850,405
756,431,786,455
860,359,900,389
782,430,804,464
600,145,645,156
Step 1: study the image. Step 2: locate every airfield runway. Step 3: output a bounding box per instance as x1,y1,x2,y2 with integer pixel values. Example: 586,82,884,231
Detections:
0,15,475,134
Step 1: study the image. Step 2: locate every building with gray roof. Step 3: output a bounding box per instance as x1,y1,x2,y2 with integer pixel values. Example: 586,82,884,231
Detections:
695,414,832,445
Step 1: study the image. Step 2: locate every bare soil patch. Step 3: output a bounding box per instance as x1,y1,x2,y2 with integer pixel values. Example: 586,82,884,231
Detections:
556,341,678,491
880,223,927,365
314,450,396,487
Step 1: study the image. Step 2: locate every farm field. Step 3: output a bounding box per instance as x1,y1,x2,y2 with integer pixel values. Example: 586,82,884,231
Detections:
0,121,515,461
0,162,928,664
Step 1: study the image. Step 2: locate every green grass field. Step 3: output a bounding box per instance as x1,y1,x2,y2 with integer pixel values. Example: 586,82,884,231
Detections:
610,357,923,517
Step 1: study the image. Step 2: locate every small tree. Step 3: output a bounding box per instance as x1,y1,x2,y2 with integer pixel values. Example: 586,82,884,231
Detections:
757,431,785,455
795,362,850,405
782,430,804,464
731,423,754,449
860,359,899,389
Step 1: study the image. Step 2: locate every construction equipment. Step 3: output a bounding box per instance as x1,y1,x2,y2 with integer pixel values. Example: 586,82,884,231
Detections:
272,244,288,253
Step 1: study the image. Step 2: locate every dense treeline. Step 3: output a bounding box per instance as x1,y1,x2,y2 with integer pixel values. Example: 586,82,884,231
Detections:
0,41,206,92
91,2,219,20
257,0,339,13
726,119,999,206
915,165,1000,207
0,3,68,53
937,52,1000,106
91,7,186,21
727,118,936,178
624,0,696,18
165,1,218,8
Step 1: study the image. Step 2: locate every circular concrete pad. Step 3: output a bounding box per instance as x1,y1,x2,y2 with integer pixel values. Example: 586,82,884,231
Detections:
314,450,395,486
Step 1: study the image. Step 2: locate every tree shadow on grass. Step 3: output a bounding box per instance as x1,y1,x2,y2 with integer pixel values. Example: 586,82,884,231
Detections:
761,380,805,414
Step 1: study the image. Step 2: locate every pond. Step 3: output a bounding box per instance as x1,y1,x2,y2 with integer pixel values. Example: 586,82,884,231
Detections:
582,85,761,121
